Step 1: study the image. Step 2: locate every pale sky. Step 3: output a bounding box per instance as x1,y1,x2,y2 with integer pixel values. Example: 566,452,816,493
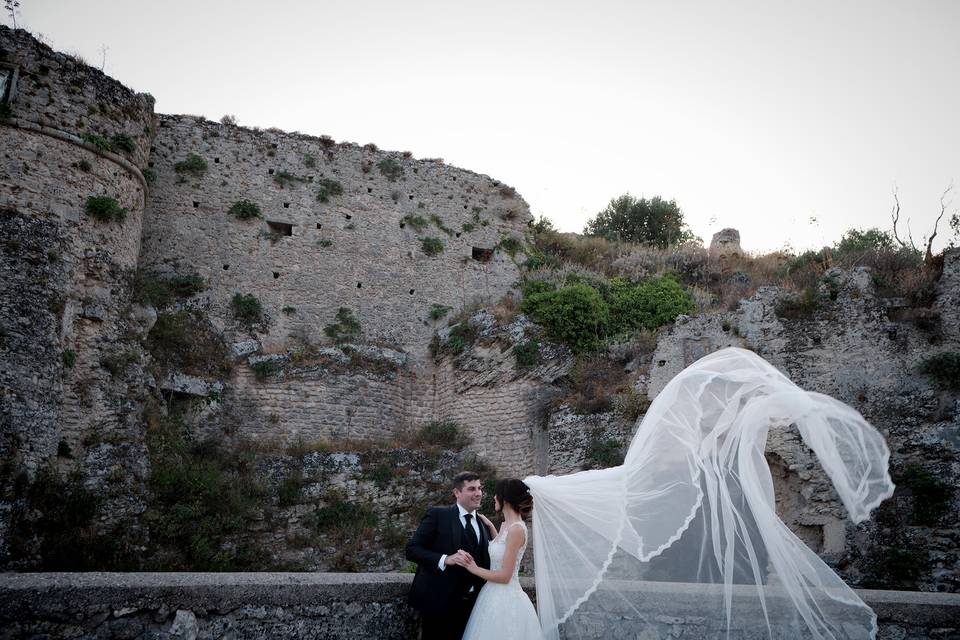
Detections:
11,1,960,253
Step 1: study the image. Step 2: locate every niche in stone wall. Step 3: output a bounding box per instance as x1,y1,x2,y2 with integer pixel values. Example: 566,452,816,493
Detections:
267,221,293,237
472,247,493,263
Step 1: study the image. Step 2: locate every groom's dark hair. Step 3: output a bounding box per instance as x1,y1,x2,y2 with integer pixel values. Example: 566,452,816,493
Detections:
452,471,481,490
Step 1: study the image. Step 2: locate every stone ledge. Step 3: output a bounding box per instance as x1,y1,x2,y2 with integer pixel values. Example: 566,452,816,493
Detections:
1,117,148,192
2,573,958,639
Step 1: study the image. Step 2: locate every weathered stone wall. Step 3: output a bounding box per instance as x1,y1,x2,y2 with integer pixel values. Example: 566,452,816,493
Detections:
0,26,154,168
139,114,530,354
0,24,154,461
228,361,422,445
2,573,958,640
432,311,572,476
0,25,156,566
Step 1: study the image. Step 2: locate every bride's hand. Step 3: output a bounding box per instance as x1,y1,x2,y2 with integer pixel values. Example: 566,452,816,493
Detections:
477,513,497,539
462,553,478,574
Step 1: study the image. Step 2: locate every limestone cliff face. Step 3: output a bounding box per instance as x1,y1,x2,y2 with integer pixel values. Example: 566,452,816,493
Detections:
644,254,960,591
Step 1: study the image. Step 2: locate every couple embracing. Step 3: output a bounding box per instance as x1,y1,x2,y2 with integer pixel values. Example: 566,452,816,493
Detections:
405,472,541,640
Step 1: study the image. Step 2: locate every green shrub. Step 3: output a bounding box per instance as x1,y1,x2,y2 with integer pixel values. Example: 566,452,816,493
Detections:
303,153,317,168
918,352,960,390
834,228,895,257
430,215,454,236
14,467,134,570
446,323,477,355
401,214,429,231
584,194,698,247
900,465,953,525
462,222,475,233
57,440,73,458
231,293,264,328
81,132,111,152
324,307,361,343
78,159,92,172
408,421,471,450
377,157,404,181
145,311,230,376
318,239,333,248
274,170,306,188
101,350,138,377
567,355,625,414
513,339,540,368
606,276,694,335
147,413,267,571
498,234,523,258
429,304,452,320
228,199,261,220
422,237,444,256
133,269,205,308
862,546,928,589
251,359,277,382
62,348,77,368
141,168,156,185
363,463,395,489
584,433,624,470
84,195,127,222
174,153,207,176
316,499,378,532
276,472,304,507
282,305,297,315
0,102,12,120
110,132,136,154
316,178,343,202
522,282,610,352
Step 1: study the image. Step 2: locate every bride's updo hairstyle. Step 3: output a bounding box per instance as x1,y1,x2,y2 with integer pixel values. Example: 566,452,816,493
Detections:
495,478,533,517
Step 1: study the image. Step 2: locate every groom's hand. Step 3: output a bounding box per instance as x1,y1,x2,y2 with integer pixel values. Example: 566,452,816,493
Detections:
444,550,472,567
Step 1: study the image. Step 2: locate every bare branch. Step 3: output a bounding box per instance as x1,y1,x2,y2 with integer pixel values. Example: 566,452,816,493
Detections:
890,187,912,249
925,184,954,262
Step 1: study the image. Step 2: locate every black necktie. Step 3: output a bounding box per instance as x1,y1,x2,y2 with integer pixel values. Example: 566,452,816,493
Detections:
464,513,478,545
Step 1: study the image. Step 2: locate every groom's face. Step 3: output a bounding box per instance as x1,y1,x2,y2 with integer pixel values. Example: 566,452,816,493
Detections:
454,479,483,512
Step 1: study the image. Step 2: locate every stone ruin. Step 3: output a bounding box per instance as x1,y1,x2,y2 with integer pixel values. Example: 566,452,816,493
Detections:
0,25,957,592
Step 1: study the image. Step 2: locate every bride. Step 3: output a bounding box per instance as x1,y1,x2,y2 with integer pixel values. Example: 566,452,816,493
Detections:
461,347,894,640
460,478,542,639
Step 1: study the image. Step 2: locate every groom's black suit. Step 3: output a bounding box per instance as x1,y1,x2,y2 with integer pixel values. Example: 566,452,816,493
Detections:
406,504,491,640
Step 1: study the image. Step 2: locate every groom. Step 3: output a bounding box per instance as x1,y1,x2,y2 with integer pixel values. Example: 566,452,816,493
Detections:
405,471,491,640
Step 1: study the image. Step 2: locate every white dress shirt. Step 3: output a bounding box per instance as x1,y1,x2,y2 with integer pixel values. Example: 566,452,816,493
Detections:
438,503,481,571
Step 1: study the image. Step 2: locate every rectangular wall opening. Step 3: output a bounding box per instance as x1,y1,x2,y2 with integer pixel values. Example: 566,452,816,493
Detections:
267,221,293,237
472,247,493,263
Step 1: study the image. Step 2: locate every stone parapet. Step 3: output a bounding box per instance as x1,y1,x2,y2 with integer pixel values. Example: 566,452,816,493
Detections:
1,573,958,639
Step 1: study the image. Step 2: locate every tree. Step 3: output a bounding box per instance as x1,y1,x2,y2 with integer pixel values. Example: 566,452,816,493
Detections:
4,0,20,29
583,194,697,248
890,185,956,263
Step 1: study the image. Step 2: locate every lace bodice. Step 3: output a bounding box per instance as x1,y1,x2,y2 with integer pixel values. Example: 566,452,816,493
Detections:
488,521,527,584
462,520,541,640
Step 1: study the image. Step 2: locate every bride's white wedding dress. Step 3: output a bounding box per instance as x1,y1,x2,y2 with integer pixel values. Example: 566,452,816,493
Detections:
462,521,543,640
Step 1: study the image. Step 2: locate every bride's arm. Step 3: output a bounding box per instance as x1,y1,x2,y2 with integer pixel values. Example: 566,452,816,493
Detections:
477,513,497,540
463,526,524,584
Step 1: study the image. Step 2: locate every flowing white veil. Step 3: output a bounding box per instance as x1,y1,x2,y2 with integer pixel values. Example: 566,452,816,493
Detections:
525,347,894,640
